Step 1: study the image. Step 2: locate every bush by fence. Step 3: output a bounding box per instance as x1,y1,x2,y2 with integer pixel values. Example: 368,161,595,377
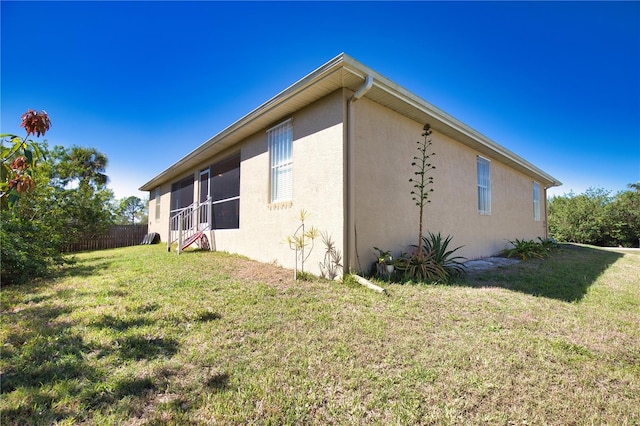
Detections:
62,224,149,253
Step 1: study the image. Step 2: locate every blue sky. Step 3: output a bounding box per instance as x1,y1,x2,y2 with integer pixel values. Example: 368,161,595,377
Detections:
2,1,638,200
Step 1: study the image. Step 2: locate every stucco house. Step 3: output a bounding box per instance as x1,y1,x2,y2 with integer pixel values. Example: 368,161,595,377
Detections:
139,53,561,276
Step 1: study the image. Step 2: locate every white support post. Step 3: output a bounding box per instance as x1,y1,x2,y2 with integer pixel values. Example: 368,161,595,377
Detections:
177,213,183,254
194,201,199,231
167,216,172,252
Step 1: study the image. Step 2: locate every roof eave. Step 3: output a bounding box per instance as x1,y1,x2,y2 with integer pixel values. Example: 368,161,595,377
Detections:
140,52,561,191
139,53,350,191
339,56,562,188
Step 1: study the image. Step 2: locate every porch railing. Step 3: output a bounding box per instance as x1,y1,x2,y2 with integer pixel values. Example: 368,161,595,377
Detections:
168,198,212,253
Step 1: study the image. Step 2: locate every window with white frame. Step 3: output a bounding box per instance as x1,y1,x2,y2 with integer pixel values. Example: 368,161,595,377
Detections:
533,181,541,221
268,119,293,203
477,156,491,215
154,187,161,220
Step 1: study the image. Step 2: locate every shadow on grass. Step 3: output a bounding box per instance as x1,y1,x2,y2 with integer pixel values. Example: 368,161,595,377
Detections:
88,376,157,408
454,244,623,302
1,305,81,394
1,300,181,424
195,310,222,322
52,254,114,279
90,314,154,332
176,248,213,256
118,335,180,360
205,372,230,392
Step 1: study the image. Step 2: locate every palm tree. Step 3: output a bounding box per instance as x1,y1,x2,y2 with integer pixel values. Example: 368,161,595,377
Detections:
57,146,109,189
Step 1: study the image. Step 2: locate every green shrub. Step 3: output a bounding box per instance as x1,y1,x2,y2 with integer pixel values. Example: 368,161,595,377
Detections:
548,185,640,247
538,237,559,253
504,238,555,261
0,211,65,284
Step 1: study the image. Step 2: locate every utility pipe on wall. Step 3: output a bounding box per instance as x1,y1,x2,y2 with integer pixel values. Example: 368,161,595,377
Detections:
345,75,374,273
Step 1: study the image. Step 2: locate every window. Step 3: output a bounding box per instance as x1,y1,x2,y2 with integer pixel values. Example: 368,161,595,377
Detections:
533,181,541,221
268,119,293,203
210,155,240,229
477,156,491,215
154,187,161,220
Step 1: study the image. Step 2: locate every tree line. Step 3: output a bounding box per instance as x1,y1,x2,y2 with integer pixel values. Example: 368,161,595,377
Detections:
548,184,640,248
1,110,147,284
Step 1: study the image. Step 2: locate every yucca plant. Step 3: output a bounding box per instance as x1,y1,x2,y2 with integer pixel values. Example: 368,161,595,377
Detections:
319,231,342,280
285,209,319,279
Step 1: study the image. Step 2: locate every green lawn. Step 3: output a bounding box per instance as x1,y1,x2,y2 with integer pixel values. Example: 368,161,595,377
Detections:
1,244,638,425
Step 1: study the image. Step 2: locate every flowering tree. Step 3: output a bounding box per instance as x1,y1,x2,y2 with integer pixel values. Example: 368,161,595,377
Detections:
1,110,119,284
1,109,50,207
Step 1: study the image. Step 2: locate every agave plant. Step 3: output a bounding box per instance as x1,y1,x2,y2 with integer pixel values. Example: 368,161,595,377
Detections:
421,232,467,280
403,249,447,282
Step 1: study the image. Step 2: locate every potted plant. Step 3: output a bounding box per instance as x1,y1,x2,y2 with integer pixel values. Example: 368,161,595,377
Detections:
373,247,394,277
393,251,409,276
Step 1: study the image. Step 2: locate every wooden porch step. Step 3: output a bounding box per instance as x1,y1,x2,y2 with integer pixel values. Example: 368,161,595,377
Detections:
181,231,204,251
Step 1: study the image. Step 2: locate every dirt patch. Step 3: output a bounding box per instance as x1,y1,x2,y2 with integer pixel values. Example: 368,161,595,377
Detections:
224,257,294,289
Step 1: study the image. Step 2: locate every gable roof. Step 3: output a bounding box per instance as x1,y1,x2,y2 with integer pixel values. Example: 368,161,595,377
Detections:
140,53,561,191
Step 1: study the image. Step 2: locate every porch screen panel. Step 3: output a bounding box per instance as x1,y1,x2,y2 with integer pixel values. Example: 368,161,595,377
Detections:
477,156,491,215
212,199,239,229
170,176,194,211
211,154,240,229
200,169,210,203
199,168,210,225
170,176,194,230
268,119,292,203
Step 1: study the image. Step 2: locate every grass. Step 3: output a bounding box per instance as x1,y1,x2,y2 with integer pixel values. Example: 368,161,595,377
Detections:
1,244,639,425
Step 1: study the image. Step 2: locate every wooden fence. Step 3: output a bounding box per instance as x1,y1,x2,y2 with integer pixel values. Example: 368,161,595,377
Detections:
62,224,149,253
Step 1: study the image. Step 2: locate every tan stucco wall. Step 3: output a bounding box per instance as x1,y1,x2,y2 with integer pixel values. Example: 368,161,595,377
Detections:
148,90,345,276
351,97,547,272
147,89,549,276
